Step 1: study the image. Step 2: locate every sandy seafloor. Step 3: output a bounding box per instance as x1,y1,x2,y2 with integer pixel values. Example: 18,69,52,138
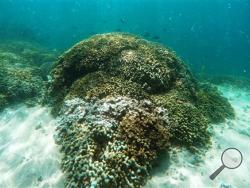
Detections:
146,85,250,188
0,85,249,188
0,106,65,187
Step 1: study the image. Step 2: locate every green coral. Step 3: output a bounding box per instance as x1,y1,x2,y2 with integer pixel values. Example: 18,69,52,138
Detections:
152,84,234,147
50,32,235,147
0,40,57,66
0,94,8,111
195,84,235,123
50,33,187,99
0,62,44,109
0,40,57,111
152,92,210,148
67,71,148,100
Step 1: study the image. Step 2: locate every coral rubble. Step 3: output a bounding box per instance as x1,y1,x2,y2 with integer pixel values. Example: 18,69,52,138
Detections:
49,33,235,187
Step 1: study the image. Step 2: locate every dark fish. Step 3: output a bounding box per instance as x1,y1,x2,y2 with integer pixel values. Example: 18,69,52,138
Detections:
120,18,126,24
153,36,160,40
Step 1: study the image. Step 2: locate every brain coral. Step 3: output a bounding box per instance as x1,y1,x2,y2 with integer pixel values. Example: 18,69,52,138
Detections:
49,33,234,187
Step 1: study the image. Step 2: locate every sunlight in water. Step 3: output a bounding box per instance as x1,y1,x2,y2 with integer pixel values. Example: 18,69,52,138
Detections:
0,106,65,188
0,86,249,188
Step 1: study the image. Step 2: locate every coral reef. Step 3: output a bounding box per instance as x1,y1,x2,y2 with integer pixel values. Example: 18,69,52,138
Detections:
0,40,57,110
55,97,170,187
49,33,235,187
67,71,148,100
0,40,56,66
0,94,8,111
152,94,210,148
50,33,188,101
195,84,235,123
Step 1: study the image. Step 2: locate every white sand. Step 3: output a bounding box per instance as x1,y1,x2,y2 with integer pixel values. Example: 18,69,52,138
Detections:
146,86,250,188
0,85,249,188
0,106,65,188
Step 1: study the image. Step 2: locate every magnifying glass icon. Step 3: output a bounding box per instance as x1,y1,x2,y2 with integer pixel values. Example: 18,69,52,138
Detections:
210,148,243,180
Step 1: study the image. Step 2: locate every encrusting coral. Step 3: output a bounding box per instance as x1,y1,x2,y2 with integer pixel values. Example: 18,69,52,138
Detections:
49,33,235,187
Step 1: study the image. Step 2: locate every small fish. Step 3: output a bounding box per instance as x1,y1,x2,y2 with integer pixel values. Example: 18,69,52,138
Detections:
153,36,160,40
163,28,167,32
120,18,126,24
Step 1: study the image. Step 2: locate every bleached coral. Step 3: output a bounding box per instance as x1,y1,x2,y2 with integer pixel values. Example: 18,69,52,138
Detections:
55,96,170,188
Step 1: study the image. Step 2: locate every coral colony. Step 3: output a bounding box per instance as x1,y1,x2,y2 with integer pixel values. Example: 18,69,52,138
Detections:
0,32,236,187
47,33,234,187
0,40,57,110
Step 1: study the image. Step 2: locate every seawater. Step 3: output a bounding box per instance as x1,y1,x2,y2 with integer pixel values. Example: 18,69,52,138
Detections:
0,0,249,76
0,0,250,188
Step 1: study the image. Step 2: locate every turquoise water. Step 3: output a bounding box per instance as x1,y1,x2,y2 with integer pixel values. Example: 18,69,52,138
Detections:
0,0,249,76
0,1,250,188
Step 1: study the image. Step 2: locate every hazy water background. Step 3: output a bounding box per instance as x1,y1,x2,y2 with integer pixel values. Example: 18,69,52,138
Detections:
0,0,250,77
1,1,250,187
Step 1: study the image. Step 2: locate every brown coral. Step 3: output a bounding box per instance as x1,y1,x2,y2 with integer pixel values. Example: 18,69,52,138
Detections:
50,32,235,187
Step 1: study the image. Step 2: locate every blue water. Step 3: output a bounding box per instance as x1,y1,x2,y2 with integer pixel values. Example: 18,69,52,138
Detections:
1,1,250,187
0,0,249,77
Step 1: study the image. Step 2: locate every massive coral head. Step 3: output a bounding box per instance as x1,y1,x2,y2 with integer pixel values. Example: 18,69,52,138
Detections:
49,32,234,187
